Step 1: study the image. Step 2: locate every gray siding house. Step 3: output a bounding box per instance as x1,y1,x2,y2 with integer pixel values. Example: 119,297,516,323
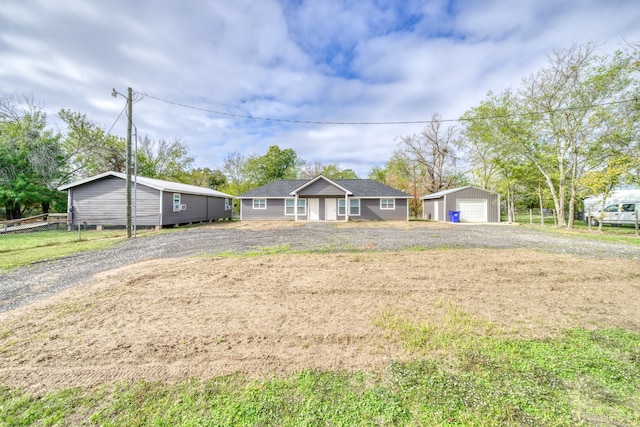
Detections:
421,186,500,223
237,176,412,221
58,171,233,229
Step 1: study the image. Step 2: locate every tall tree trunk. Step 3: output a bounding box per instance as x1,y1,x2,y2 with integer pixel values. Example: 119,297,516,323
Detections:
6,203,21,220
556,149,567,228
566,119,579,229
538,186,545,226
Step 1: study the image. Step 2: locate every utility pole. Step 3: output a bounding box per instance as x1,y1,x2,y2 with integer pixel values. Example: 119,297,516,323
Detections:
111,86,134,238
126,87,133,238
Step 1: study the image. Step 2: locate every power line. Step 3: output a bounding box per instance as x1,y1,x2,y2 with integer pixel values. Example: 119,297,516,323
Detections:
104,103,127,137
142,92,638,126
142,93,439,125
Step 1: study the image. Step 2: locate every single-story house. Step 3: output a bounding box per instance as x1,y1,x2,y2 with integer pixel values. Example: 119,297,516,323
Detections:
237,175,412,221
58,171,233,229
421,186,500,223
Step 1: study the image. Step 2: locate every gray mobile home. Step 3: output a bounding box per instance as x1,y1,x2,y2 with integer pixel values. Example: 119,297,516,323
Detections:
421,186,500,223
58,171,233,229
237,175,412,221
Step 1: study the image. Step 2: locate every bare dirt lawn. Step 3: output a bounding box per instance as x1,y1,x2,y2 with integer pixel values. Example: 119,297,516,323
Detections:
1,242,639,394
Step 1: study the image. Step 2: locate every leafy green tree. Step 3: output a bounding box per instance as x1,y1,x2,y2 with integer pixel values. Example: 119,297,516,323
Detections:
460,94,509,191
369,150,428,218
218,152,252,196
244,145,300,186
514,44,634,227
136,136,194,181
58,109,127,178
461,44,637,228
579,154,635,232
300,162,358,179
185,167,227,189
0,110,64,219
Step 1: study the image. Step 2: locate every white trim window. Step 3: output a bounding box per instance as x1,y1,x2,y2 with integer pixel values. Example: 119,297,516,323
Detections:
338,199,346,216
339,199,360,216
225,198,232,211
285,198,306,215
173,193,181,212
350,199,360,216
253,198,267,209
380,198,395,210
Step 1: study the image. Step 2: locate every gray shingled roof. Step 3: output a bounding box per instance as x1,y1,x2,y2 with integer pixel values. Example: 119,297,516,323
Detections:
237,178,411,198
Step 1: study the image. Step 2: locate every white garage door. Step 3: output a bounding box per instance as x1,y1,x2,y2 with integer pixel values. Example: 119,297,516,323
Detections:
457,199,487,222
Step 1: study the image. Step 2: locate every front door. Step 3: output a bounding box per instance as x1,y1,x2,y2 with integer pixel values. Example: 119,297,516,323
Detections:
325,198,337,221
309,198,320,221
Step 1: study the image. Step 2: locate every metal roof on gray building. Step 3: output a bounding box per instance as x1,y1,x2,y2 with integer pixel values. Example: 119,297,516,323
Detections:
420,186,498,200
58,171,234,198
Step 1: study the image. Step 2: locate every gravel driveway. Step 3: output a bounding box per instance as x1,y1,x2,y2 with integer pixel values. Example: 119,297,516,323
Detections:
1,222,639,313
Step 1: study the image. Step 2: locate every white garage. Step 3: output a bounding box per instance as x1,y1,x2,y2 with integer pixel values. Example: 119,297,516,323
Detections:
421,186,500,223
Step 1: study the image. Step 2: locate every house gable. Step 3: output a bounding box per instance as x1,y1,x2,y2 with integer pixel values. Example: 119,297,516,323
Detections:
293,176,351,197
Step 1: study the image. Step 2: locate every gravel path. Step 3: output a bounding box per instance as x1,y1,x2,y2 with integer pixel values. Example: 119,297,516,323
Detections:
1,222,639,313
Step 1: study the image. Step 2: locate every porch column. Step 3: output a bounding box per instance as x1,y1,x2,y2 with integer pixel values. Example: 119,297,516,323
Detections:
344,194,349,222
294,193,298,221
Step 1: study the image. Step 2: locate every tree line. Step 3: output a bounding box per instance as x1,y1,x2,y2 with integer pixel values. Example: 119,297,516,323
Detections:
370,42,640,227
0,97,356,219
2,42,638,226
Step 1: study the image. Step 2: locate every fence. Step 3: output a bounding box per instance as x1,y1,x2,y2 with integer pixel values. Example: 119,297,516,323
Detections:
0,213,68,235
510,208,639,236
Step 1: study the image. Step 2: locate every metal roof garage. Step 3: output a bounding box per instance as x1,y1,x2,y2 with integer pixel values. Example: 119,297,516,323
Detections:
421,186,500,223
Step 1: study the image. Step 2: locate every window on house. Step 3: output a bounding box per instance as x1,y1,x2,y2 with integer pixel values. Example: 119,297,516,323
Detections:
338,199,346,216
253,199,266,209
350,199,360,216
285,199,306,215
380,198,395,209
339,199,360,216
173,194,181,212
225,198,232,211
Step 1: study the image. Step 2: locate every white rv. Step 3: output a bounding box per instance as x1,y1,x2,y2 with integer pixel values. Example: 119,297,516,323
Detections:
584,189,640,226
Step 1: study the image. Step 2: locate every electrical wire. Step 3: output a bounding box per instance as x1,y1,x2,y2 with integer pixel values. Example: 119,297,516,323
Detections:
142,93,440,125
104,103,127,137
142,92,638,126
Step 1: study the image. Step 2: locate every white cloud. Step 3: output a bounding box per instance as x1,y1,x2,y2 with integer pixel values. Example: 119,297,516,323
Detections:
1,0,639,179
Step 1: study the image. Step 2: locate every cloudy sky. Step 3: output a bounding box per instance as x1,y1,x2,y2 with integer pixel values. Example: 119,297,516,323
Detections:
2,0,639,177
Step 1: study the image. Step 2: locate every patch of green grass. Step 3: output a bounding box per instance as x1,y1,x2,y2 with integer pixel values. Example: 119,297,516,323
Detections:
530,225,640,247
1,327,639,425
0,227,193,271
246,244,292,255
377,308,640,426
512,214,640,240
0,230,118,252
0,237,125,271
0,387,105,427
375,303,497,354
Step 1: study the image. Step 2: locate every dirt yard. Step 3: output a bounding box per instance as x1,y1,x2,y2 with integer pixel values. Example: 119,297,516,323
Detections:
1,241,639,394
